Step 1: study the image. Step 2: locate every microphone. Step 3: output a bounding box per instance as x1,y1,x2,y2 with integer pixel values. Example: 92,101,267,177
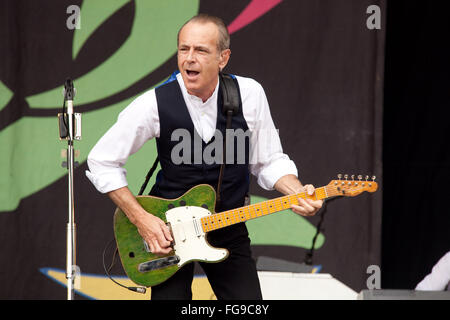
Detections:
64,79,75,140
59,79,81,141
64,78,75,101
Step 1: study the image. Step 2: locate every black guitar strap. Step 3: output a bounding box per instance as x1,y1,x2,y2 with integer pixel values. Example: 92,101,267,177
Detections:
139,72,240,200
215,72,240,208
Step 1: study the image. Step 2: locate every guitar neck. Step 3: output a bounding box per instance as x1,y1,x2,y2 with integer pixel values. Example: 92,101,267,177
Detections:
200,185,340,233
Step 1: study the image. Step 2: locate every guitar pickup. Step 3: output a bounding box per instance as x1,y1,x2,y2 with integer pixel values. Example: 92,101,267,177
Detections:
138,255,180,272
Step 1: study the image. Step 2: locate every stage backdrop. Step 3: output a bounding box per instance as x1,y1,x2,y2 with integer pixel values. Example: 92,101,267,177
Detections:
0,0,384,299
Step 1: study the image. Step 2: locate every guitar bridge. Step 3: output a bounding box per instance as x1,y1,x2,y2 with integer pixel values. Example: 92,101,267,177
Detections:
138,255,180,272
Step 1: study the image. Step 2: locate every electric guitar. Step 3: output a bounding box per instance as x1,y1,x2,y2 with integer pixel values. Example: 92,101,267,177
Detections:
113,174,378,287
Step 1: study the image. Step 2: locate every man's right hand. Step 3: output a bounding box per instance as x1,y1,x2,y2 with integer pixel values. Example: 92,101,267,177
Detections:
135,212,173,256
107,186,173,256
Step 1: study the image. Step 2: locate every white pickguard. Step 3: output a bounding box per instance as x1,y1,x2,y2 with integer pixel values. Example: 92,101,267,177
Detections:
165,206,228,267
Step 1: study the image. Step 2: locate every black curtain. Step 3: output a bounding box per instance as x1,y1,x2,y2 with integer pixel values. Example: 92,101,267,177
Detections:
382,0,450,289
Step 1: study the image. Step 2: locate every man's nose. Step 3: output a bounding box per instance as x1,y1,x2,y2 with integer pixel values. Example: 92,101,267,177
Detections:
186,48,196,62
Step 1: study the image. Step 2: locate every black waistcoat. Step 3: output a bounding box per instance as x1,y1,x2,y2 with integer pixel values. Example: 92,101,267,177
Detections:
149,75,250,214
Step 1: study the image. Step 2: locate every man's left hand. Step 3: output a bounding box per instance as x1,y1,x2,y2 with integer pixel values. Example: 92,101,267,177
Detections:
290,184,322,217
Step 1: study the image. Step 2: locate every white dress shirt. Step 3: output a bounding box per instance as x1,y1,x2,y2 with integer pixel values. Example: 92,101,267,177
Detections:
86,73,298,194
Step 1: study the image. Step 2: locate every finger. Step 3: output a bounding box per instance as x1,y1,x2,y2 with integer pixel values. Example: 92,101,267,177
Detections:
304,184,315,195
160,222,173,242
152,239,173,256
156,232,171,248
148,241,155,254
291,204,313,217
159,246,173,255
298,198,315,213
152,239,164,255
307,199,323,209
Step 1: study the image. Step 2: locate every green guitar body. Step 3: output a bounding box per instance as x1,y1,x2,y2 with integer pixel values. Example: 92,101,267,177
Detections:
113,184,217,287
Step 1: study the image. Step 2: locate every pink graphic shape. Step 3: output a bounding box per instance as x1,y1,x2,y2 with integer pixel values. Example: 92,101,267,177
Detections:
227,0,283,35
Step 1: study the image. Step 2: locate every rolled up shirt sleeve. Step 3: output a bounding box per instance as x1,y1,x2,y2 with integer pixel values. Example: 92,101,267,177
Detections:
85,89,159,193
239,77,298,190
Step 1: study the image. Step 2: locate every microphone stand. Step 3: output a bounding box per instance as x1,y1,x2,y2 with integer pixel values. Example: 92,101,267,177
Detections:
58,79,81,300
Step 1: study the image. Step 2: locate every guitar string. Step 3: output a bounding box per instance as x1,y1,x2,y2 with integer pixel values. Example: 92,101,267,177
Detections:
200,183,376,232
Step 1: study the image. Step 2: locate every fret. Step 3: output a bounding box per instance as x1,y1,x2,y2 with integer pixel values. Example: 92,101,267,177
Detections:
201,217,208,232
270,199,279,212
222,212,230,227
274,198,284,211
244,206,252,220
289,194,298,206
261,202,269,215
306,193,316,201
228,209,235,224
284,196,290,209
314,187,325,200
236,208,242,221
227,212,232,225
216,214,223,229
208,216,214,231
298,192,306,200
267,200,276,214
256,204,262,217
286,195,292,207
243,207,247,221
209,216,215,231
248,205,256,219
231,209,237,224
212,215,219,231
326,186,336,197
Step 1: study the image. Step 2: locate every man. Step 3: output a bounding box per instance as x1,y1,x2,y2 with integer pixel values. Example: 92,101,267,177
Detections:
86,14,322,299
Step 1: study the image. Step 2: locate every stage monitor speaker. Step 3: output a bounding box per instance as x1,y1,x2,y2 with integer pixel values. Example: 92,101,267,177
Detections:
358,289,450,300
256,256,317,273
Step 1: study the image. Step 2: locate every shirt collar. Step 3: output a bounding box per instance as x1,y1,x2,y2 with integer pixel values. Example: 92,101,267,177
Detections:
176,73,219,106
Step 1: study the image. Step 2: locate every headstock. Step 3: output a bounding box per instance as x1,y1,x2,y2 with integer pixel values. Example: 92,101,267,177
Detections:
327,174,378,197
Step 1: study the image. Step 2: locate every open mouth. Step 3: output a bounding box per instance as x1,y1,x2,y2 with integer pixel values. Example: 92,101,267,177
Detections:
186,70,200,77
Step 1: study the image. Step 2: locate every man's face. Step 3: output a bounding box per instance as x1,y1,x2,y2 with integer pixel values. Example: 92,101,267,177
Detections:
177,21,230,101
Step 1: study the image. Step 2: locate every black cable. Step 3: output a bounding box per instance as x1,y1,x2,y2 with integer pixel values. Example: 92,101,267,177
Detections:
304,196,339,265
102,238,147,294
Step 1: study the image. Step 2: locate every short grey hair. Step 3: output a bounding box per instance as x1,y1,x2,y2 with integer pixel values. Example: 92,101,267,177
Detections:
177,14,230,52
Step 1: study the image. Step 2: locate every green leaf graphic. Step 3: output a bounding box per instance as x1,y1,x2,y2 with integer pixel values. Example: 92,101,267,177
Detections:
0,81,13,112
72,0,131,60
0,1,199,212
26,0,199,108
0,97,126,211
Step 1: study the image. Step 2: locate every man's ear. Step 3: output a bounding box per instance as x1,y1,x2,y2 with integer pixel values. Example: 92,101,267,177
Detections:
219,49,231,71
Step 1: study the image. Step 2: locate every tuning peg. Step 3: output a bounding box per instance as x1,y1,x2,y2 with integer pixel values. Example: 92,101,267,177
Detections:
344,174,348,180
337,174,342,180
358,175,362,181
351,174,355,180
372,175,376,181
365,175,369,181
